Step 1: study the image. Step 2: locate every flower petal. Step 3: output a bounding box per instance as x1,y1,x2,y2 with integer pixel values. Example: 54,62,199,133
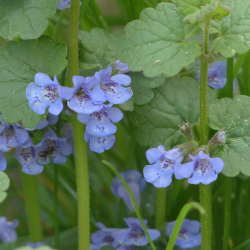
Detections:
48,98,63,115
111,74,131,86
34,73,54,87
106,107,123,123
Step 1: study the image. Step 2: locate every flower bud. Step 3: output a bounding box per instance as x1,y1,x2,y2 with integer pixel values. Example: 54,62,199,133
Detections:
179,121,196,141
208,131,226,152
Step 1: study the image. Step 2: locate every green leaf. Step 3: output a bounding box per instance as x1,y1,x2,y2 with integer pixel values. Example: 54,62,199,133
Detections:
0,0,58,40
208,96,250,177
212,0,250,57
176,0,211,16
79,28,124,70
129,76,216,149
0,171,10,203
119,72,165,111
184,1,230,24
116,3,201,78
0,36,68,128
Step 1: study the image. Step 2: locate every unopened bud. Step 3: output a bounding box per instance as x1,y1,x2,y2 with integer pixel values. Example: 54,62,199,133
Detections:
208,131,226,152
179,121,195,141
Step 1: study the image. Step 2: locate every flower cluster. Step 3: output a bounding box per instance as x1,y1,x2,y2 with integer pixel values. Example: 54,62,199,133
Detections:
90,218,160,250
166,219,201,249
144,145,224,187
26,61,132,153
111,170,146,211
195,62,237,89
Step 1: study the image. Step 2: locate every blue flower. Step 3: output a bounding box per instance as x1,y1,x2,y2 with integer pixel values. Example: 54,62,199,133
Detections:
112,218,160,246
84,131,115,153
0,119,29,152
37,129,73,164
143,146,184,188
177,151,224,185
26,73,63,115
166,219,201,249
58,0,71,9
95,66,133,104
195,62,237,89
26,242,45,248
15,139,44,175
111,170,146,212
58,76,104,114
90,222,119,250
117,245,135,250
112,60,130,74
0,217,19,243
0,152,7,171
78,105,123,136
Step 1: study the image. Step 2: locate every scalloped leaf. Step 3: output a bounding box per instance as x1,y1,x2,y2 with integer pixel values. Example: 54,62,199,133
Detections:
119,72,165,111
129,76,216,149
78,28,124,71
0,0,58,40
0,37,67,128
116,3,201,78
212,0,250,57
208,96,250,177
0,171,10,203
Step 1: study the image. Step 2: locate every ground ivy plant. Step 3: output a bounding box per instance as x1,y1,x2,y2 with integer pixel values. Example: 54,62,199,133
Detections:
1,1,250,250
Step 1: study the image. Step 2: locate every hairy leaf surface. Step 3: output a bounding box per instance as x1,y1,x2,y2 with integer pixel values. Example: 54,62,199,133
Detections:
209,96,250,176
116,3,201,78
0,0,57,40
129,76,215,149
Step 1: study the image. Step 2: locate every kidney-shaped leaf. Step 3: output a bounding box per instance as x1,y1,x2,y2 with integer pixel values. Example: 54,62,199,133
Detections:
0,0,58,40
129,76,215,149
208,96,250,176
116,3,201,78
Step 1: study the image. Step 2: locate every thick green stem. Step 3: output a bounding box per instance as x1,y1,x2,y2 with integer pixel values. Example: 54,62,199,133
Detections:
68,0,90,249
223,177,233,250
199,17,212,250
54,165,60,249
21,174,43,242
155,188,167,228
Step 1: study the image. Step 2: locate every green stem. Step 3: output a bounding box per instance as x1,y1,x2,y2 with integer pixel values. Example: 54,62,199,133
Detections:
21,174,43,242
166,202,205,250
102,160,157,250
155,188,167,228
54,165,60,249
226,58,234,98
247,51,250,97
68,0,90,249
199,16,212,250
222,177,233,250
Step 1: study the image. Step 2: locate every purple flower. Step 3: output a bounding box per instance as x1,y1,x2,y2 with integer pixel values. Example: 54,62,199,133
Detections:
112,60,130,74
0,152,7,171
112,218,160,246
90,222,119,250
84,131,115,153
166,219,201,249
77,105,123,136
117,245,135,250
58,0,71,9
37,129,73,165
195,62,237,89
26,242,45,248
0,119,29,152
143,146,184,188
0,217,19,243
58,76,104,114
26,73,63,115
111,170,146,212
95,66,133,104
15,139,44,175
177,151,224,185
